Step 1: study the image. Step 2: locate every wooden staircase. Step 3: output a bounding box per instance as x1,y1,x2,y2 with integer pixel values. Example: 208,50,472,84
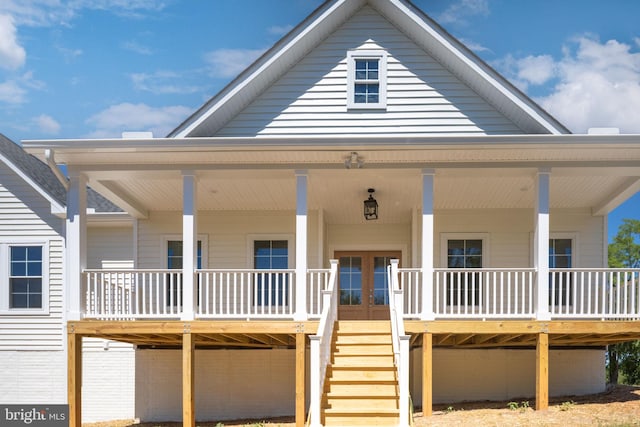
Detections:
322,321,400,426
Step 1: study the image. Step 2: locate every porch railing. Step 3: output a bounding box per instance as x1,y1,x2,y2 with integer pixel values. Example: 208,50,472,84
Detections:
84,267,640,320
550,268,640,319
309,260,339,427
84,269,184,319
196,269,295,319
396,267,640,320
388,260,410,427
83,267,331,320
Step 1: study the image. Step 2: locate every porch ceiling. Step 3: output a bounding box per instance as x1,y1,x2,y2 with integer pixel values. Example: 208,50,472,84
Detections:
86,166,638,222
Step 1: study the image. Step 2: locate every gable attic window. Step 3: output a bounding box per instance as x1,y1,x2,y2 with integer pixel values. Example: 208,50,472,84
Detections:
347,50,388,110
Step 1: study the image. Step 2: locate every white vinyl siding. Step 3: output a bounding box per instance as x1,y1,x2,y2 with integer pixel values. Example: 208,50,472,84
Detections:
216,6,523,138
0,162,64,350
136,211,320,270
87,226,134,269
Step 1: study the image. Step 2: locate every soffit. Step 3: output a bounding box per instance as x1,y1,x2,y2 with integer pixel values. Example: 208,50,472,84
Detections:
90,168,636,224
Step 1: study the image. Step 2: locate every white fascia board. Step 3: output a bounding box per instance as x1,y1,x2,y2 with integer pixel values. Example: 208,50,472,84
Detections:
22,134,640,153
0,152,66,214
170,0,364,138
376,0,569,135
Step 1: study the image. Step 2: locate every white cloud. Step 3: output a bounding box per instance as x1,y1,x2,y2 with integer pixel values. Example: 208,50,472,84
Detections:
438,0,489,25
85,102,191,138
33,114,60,134
516,55,556,86
494,36,640,134
203,48,266,79
122,40,153,55
538,37,640,134
0,79,26,103
0,0,168,27
0,14,26,70
130,71,203,95
268,25,293,36
459,38,491,54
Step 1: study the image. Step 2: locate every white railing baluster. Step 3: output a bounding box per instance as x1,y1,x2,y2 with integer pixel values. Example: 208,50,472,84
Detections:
82,267,640,321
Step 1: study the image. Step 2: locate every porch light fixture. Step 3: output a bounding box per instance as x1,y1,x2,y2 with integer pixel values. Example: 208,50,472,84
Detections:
364,188,378,220
345,151,364,169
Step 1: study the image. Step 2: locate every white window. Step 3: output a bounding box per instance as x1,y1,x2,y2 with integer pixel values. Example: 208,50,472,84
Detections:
247,235,294,306
347,50,388,109
440,233,489,307
0,241,49,314
162,235,208,307
549,236,574,306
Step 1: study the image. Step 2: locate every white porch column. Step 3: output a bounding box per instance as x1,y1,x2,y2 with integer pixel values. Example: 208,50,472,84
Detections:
535,168,551,321
66,172,87,321
295,170,308,321
421,169,435,320
182,172,198,321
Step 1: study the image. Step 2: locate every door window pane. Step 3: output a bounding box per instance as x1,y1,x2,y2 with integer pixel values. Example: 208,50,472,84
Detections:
339,256,362,305
372,256,391,305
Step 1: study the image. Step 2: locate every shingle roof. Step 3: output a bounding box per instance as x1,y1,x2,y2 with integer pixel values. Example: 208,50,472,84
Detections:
0,133,122,213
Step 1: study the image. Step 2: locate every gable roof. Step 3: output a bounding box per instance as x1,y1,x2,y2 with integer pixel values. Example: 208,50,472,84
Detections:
0,134,122,213
169,0,569,139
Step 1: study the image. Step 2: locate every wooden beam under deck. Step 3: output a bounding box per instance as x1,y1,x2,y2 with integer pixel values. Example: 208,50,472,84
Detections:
69,320,319,348
405,320,640,348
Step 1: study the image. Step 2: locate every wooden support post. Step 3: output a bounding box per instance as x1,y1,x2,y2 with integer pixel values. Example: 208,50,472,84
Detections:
183,332,195,427
422,333,433,417
296,333,306,427
536,333,549,411
68,332,82,427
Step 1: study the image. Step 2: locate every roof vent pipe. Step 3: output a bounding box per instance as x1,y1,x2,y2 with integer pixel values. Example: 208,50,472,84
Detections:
587,127,620,135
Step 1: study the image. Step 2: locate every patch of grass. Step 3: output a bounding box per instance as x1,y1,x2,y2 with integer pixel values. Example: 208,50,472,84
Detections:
507,401,530,412
559,400,575,411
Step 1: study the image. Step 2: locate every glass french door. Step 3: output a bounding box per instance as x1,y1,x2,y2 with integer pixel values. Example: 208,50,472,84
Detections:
335,251,401,320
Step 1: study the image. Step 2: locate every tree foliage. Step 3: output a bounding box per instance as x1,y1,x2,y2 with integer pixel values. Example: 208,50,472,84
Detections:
607,219,640,385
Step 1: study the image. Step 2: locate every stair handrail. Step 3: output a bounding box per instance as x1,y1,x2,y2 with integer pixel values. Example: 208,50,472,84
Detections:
309,259,339,427
389,259,411,427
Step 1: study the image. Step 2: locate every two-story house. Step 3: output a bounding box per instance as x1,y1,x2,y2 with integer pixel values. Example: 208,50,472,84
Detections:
20,0,640,426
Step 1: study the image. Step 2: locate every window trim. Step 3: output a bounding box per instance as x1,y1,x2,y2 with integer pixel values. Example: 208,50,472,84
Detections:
0,240,50,315
440,233,488,307
346,50,388,110
246,234,294,269
161,234,209,269
439,233,490,268
549,233,578,267
248,235,294,307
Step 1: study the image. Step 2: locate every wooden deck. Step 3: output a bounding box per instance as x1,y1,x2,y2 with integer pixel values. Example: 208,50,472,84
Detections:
67,319,640,427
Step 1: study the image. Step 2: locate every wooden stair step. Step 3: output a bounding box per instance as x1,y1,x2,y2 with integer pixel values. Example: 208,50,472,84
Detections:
323,408,399,427
335,321,391,333
327,366,397,382
327,383,398,395
332,355,395,367
335,334,392,344
333,344,392,354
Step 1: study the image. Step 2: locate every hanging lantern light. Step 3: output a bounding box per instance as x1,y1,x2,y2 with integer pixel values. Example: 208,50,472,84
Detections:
363,188,378,220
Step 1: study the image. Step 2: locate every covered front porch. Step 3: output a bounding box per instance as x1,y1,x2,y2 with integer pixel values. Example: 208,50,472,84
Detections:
25,134,640,426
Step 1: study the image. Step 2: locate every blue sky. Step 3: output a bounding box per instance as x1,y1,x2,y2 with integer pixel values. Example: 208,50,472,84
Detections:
0,0,639,239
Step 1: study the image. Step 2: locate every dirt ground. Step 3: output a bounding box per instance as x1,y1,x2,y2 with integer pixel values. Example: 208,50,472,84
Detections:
83,384,640,427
